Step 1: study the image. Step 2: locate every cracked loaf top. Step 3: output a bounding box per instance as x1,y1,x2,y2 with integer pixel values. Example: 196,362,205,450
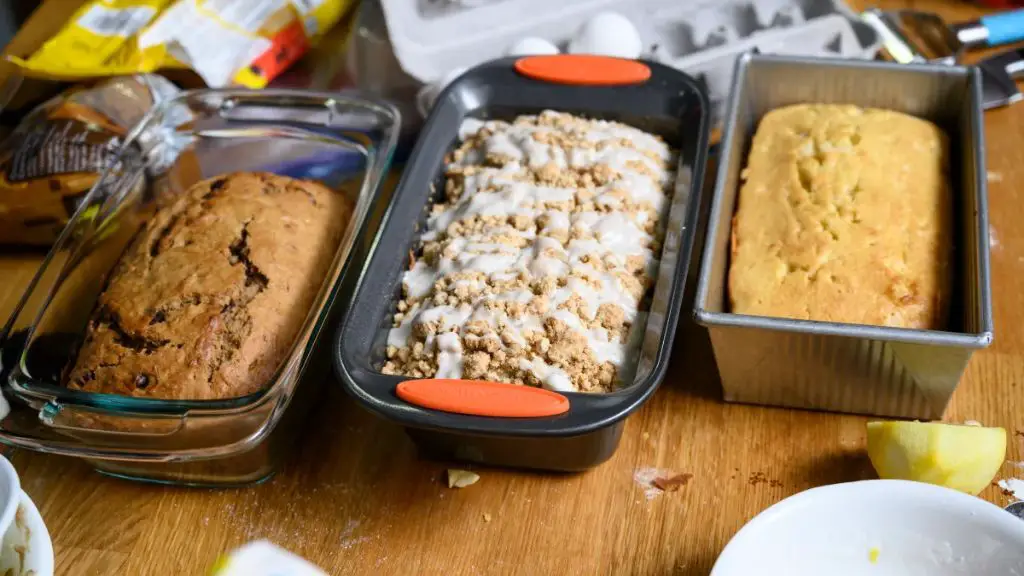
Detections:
382,111,676,393
728,104,952,329
65,172,351,400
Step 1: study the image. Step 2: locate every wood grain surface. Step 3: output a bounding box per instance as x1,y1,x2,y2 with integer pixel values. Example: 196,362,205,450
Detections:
2,1,1024,574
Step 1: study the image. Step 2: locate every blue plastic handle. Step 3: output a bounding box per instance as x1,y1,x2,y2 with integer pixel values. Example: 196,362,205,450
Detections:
980,9,1024,46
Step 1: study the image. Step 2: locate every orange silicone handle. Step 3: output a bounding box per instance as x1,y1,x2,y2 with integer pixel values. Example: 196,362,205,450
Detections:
514,55,651,86
396,379,570,418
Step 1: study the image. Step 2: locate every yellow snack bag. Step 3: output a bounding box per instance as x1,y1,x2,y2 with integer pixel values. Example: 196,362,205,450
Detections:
9,0,357,88
9,1,178,79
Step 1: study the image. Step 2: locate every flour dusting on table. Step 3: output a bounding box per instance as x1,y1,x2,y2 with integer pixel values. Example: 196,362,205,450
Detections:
633,467,676,500
998,478,1024,501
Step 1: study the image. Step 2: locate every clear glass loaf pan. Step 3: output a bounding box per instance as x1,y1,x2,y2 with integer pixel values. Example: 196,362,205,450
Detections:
694,54,993,419
0,89,398,486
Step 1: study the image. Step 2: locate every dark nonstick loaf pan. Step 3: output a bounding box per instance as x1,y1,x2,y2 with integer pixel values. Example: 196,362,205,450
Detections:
334,55,710,471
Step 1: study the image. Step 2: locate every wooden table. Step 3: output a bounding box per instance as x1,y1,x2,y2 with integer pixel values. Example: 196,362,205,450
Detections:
2,1,1023,574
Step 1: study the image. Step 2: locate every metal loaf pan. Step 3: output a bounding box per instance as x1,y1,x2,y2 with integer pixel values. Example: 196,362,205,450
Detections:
335,56,710,471
694,54,992,419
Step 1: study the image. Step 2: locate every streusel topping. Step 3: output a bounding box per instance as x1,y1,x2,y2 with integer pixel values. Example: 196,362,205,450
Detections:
383,111,676,393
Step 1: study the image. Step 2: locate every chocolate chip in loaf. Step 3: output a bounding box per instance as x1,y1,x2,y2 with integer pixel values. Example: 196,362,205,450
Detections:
99,306,169,354
228,225,269,289
149,212,182,258
134,373,152,389
202,177,227,201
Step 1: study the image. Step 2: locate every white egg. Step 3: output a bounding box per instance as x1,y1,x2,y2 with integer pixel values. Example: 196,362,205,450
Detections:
568,12,643,59
417,66,469,118
506,37,560,57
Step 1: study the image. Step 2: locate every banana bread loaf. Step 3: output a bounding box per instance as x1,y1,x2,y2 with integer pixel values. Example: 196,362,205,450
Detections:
66,172,351,400
728,104,952,329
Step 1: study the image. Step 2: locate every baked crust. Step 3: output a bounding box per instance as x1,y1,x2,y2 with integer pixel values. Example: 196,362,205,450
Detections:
66,172,350,400
382,111,676,392
728,104,952,329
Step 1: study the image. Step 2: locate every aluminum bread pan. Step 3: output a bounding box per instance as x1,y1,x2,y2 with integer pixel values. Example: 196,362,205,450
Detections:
693,54,992,419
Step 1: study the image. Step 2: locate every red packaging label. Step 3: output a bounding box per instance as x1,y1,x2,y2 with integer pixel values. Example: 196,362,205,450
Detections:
246,21,311,84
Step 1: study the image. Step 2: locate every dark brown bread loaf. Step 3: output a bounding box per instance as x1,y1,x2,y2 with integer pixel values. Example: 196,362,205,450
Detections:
66,172,351,400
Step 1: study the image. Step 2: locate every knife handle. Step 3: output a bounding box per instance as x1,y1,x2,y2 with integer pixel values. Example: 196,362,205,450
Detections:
981,9,1024,46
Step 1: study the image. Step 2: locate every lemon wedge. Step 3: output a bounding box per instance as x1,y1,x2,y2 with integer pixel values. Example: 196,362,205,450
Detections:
866,421,1006,495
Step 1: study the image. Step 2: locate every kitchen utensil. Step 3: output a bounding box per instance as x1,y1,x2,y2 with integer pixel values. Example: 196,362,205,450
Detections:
1007,501,1024,520
867,9,964,63
862,8,1024,64
951,9,1024,48
978,46,1024,109
862,9,1024,109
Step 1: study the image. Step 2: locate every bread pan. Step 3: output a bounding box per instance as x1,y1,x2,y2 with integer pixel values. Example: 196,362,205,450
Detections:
335,55,710,471
0,89,399,486
694,54,992,419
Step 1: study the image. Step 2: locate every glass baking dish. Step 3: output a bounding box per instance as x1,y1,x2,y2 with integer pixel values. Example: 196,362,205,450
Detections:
0,89,399,486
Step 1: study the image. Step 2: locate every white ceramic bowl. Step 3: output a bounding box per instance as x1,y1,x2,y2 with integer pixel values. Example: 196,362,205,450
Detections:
712,480,1024,576
0,457,18,539
0,456,53,576
7,490,54,576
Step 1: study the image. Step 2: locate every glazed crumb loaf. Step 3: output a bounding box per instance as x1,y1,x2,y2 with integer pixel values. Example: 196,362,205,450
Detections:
382,111,676,392
66,172,351,400
728,104,952,329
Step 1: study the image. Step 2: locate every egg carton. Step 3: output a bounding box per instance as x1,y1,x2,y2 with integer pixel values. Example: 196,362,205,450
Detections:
378,0,882,122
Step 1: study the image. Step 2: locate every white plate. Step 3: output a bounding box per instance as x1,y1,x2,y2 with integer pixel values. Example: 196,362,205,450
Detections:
711,480,1024,576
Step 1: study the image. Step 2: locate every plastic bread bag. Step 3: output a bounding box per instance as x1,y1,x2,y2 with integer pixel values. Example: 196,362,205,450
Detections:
8,0,358,89
0,73,179,246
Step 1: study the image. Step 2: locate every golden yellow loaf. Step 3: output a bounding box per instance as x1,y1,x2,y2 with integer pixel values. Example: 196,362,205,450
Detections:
728,104,952,329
